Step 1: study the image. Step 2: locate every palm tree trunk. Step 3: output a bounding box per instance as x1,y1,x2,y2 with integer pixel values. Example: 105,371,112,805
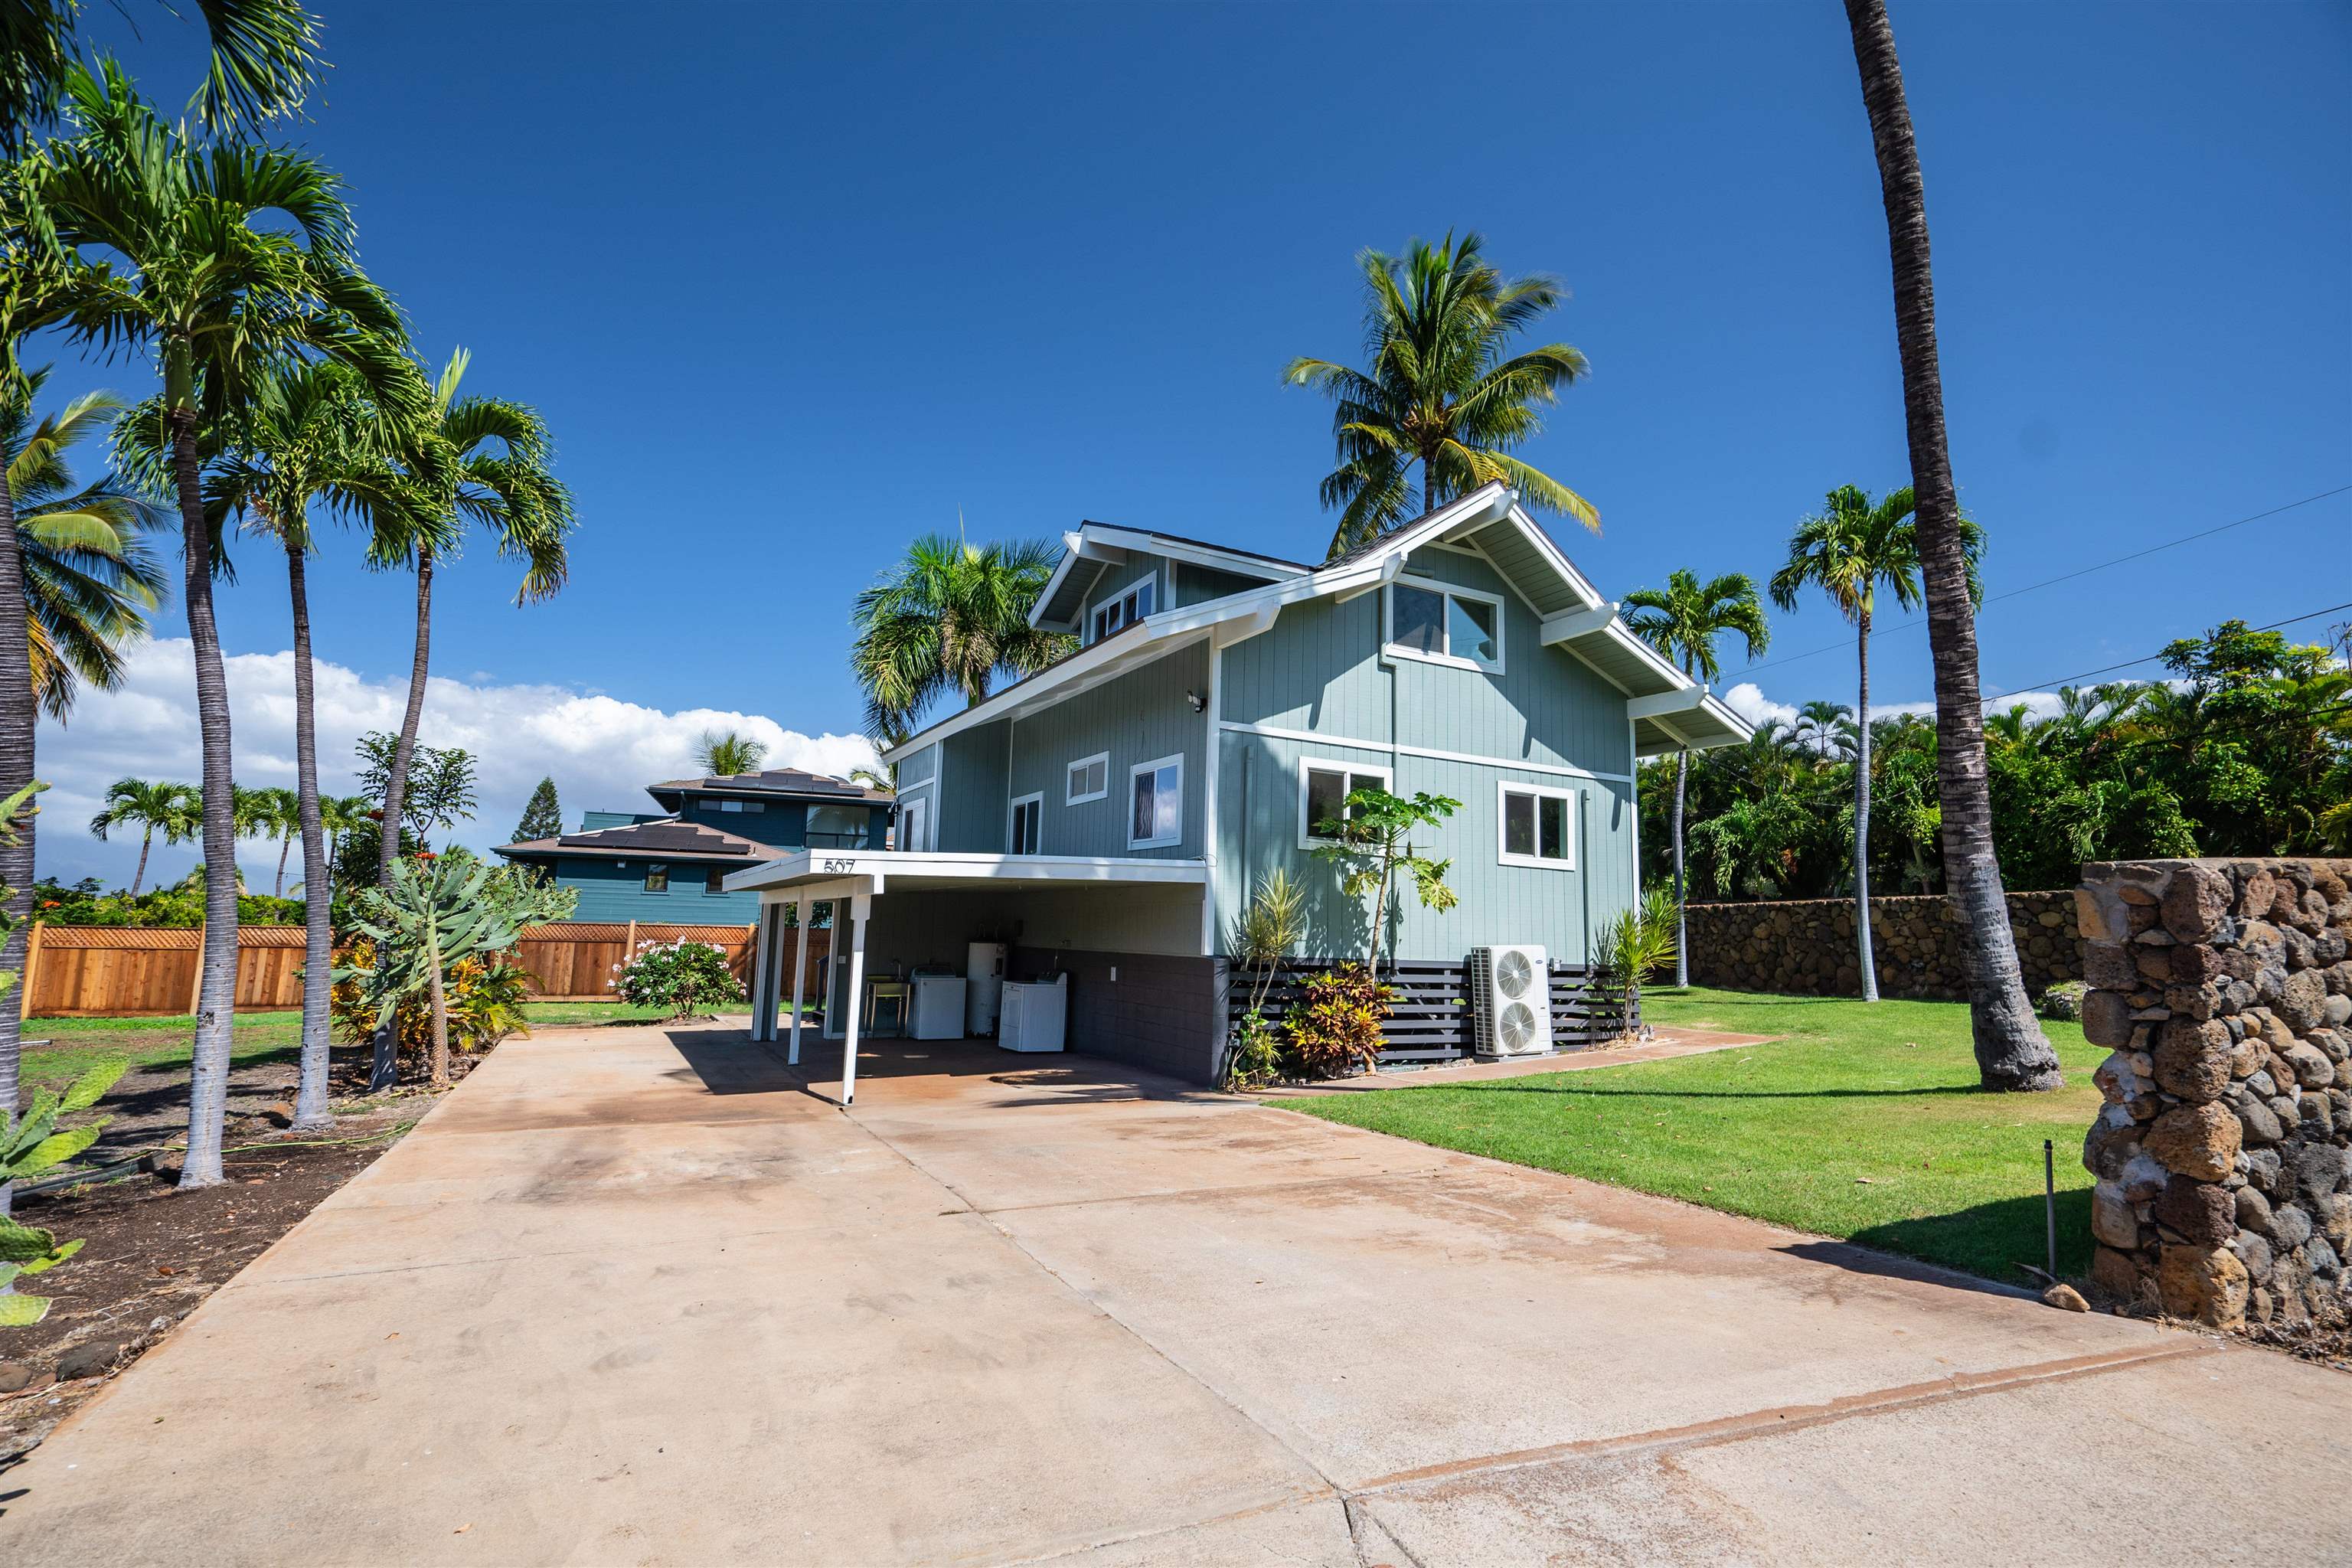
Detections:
426,930,449,1091
273,833,291,899
170,399,242,1187
377,548,433,887
372,549,434,1091
1854,609,1878,1002
132,828,152,897
0,458,31,1218
1671,750,1689,989
1845,0,2060,1089
286,541,333,1132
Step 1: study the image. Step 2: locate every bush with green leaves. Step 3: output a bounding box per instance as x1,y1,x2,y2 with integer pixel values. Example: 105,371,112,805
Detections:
1284,963,1394,1079
1,1061,127,1326
1225,869,1305,1089
612,939,745,1020
1597,886,1680,1038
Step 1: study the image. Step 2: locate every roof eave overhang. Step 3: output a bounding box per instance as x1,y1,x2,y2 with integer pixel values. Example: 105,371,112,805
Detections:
724,848,1212,897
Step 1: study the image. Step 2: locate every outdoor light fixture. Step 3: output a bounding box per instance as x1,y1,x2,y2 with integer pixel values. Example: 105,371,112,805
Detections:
1186,689,1207,713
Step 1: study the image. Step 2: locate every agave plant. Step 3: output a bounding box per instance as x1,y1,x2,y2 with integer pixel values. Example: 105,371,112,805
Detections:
0,1059,127,1325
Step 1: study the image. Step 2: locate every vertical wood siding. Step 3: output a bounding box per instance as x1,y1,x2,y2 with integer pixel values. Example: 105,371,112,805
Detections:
1005,639,1209,858
936,720,1011,851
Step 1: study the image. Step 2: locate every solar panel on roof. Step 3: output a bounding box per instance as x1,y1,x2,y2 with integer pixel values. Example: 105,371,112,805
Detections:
557,823,754,854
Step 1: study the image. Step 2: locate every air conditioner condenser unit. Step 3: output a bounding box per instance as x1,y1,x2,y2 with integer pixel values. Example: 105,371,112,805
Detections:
1470,944,1552,1057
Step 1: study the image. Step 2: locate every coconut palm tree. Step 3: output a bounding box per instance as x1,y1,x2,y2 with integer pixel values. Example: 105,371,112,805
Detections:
0,0,319,153
88,777,198,894
851,535,1071,738
374,348,571,892
1285,231,1596,557
320,792,371,871
34,60,425,1184
1772,485,1971,1001
1843,0,2063,1089
694,730,766,779
1622,569,1769,988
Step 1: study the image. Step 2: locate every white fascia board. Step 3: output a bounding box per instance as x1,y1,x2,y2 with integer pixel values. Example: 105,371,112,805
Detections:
1603,621,1696,694
1538,603,1619,643
730,848,1211,894
1347,482,1517,567
1625,686,1713,721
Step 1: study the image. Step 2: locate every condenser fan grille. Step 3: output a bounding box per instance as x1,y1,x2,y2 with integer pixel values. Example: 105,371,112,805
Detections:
1494,949,1535,999
1497,1001,1540,1053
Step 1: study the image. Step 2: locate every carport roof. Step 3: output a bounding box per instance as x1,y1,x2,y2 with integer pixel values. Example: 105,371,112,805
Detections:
723,848,1208,898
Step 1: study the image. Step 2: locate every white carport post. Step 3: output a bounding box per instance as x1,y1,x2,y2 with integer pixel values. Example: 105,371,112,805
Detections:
787,896,808,1066
839,890,871,1106
746,905,773,1043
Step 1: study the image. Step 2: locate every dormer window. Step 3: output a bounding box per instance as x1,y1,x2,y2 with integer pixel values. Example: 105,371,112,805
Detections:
1384,578,1504,673
1089,578,1156,643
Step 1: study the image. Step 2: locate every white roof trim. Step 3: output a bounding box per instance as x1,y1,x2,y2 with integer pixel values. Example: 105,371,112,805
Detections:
1076,524,1304,581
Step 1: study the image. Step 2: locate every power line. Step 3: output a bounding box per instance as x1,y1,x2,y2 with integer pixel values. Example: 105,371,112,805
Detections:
1730,483,2352,680
1985,600,2352,700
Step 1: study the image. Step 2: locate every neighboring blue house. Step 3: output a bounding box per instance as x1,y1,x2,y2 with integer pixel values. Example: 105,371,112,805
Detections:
495,768,893,923
730,482,1753,1088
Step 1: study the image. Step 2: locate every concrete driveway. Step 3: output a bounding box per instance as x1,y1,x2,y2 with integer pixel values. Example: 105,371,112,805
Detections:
8,1023,2348,1566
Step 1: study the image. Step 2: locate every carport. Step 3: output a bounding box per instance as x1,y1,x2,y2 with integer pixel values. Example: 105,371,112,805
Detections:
724,848,1214,1102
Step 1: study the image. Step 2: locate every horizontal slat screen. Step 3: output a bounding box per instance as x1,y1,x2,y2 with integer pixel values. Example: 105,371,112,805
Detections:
1227,958,1632,1067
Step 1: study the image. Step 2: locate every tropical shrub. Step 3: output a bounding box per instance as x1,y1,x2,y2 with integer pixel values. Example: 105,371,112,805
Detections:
330,946,538,1063
1597,887,1679,1038
30,875,302,928
612,939,744,1020
0,1060,126,1325
2039,980,2089,1022
1284,963,1393,1079
1225,869,1305,1089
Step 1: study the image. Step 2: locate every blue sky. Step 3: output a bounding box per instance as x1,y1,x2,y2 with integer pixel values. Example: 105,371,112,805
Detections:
34,1,2352,884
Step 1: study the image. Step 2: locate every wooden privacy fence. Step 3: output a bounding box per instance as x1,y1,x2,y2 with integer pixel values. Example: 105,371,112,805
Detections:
20,919,833,1017
1226,956,1630,1067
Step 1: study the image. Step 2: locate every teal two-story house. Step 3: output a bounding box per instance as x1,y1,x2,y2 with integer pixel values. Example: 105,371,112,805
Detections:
496,768,893,923
728,483,1750,1091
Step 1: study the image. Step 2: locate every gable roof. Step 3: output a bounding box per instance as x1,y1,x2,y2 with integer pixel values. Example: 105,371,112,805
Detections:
497,817,786,864
886,482,1751,762
1029,521,1308,630
645,768,890,805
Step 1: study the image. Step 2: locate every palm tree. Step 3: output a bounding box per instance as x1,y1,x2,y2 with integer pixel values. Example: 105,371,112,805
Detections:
1,0,319,152
1844,0,2063,1089
248,786,302,896
374,348,571,893
35,60,424,1185
88,777,198,894
320,792,371,875
5,371,169,719
1622,568,1769,987
188,354,430,1129
851,535,1071,738
694,729,766,779
1285,232,1596,557
1792,697,1860,763
1772,485,1969,1001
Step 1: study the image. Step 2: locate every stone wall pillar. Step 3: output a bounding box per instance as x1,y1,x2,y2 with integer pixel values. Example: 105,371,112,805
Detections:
2076,858,2352,1330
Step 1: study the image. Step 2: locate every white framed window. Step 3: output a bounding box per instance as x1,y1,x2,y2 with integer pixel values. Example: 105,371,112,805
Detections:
1127,753,1183,849
1065,751,1110,805
1088,575,1158,644
1497,780,1576,870
643,864,671,893
1008,792,1044,855
898,795,929,852
1385,577,1504,672
716,798,763,814
1297,756,1392,849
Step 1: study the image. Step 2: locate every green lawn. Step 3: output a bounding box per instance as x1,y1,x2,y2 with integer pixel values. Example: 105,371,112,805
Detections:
1291,987,2105,1284
15,1000,690,1093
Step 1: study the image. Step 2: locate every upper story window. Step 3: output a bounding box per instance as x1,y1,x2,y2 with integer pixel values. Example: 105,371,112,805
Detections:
704,866,728,893
807,804,866,849
1066,751,1109,805
1298,757,1392,848
1497,781,1576,871
1089,577,1156,644
644,864,671,893
714,797,763,813
1008,792,1043,855
1386,578,1503,673
1129,753,1183,850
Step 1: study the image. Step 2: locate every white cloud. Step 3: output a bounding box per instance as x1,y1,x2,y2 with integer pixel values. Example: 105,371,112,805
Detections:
35,639,879,890
1718,681,1800,733
1720,680,2080,741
